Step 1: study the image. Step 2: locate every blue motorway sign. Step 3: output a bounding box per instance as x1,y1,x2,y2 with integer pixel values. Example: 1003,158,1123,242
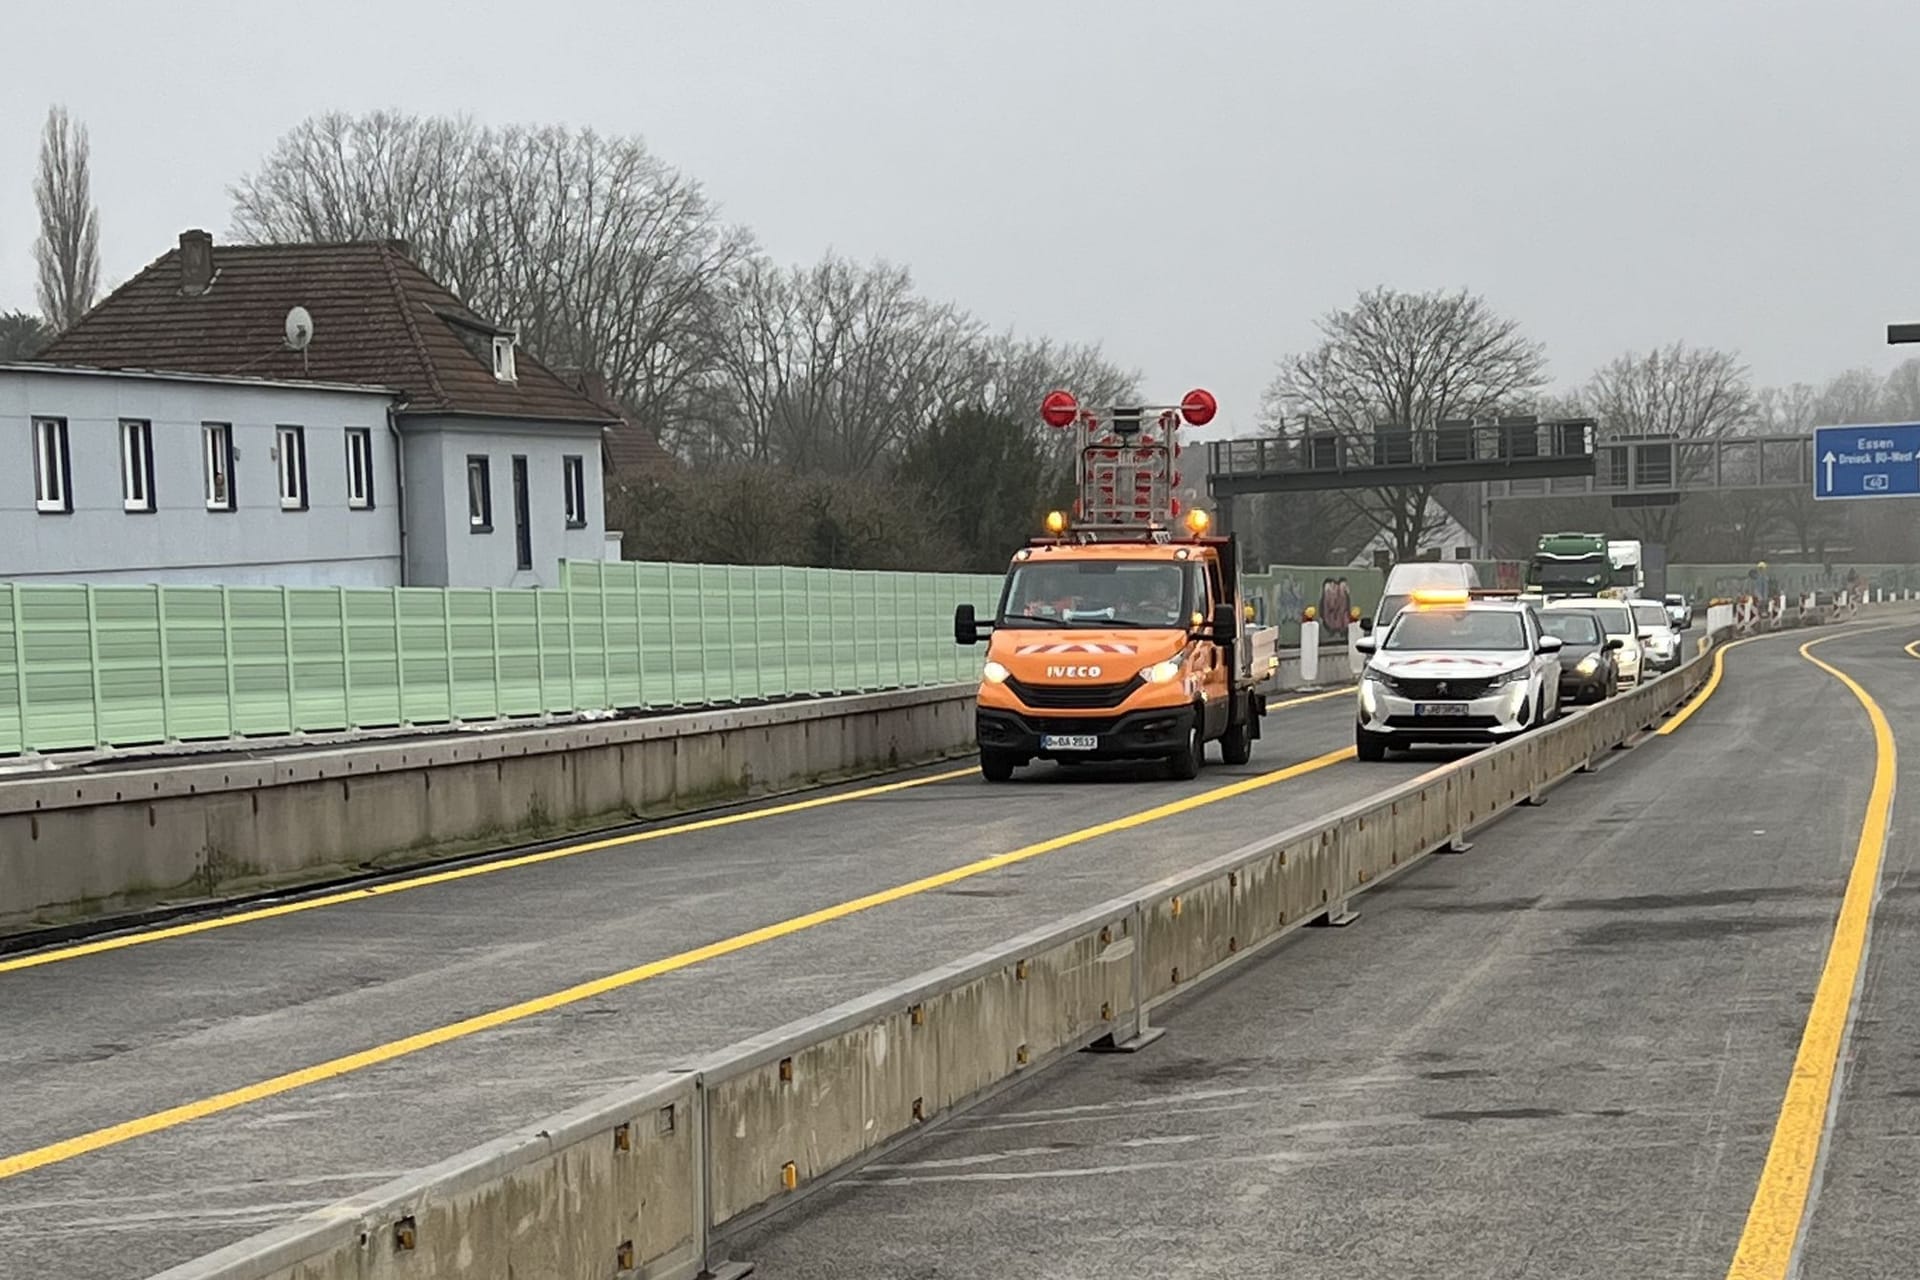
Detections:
1812,422,1920,500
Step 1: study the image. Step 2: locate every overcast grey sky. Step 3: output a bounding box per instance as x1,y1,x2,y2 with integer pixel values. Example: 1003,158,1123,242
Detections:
3,0,1916,434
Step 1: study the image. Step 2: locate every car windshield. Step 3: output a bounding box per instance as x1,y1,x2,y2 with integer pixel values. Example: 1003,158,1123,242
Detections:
1581,604,1634,635
1540,612,1602,645
1632,602,1668,629
997,560,1192,629
1384,609,1525,652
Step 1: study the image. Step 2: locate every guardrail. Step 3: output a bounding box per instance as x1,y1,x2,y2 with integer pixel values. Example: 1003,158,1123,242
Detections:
153,613,1807,1280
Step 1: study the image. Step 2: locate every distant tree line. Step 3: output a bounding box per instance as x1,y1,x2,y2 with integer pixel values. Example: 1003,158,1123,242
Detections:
1257,289,1920,568
15,105,1920,573
226,112,1138,572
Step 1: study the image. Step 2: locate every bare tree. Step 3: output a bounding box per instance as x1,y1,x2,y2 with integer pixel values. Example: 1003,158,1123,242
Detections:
231,112,753,441
1263,287,1549,559
1882,359,1920,421
707,253,985,474
33,106,100,331
1577,342,1753,550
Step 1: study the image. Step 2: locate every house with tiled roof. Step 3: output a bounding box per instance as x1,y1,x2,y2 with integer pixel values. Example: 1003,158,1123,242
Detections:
4,230,620,588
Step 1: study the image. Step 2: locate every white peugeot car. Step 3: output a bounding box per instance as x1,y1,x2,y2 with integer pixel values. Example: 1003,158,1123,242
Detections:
1354,591,1563,761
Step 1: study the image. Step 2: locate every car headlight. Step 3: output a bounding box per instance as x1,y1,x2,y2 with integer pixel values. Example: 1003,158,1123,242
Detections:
1575,655,1599,675
982,660,1010,683
1140,657,1184,684
1490,666,1530,686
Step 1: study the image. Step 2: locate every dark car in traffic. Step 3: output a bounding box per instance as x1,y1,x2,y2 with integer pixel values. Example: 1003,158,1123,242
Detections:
1538,609,1622,705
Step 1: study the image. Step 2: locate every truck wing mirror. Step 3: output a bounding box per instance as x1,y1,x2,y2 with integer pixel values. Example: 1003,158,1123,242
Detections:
955,603,990,646
1211,602,1236,640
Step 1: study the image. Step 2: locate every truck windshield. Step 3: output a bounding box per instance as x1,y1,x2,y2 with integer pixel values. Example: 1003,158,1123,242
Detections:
1532,560,1609,591
998,561,1192,629
1384,609,1524,652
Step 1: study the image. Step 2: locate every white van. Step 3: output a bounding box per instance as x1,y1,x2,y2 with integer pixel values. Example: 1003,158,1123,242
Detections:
1366,561,1482,635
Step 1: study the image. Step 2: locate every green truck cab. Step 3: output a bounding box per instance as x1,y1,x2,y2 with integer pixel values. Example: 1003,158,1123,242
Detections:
1528,532,1613,596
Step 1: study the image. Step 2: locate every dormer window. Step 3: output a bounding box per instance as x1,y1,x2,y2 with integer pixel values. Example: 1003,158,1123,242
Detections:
492,334,517,383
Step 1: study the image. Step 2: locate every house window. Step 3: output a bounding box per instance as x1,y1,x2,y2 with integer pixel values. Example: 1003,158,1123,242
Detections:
345,428,375,509
203,422,235,511
491,335,517,384
563,455,587,528
511,455,532,571
121,419,155,512
32,417,71,514
276,424,308,510
467,455,493,531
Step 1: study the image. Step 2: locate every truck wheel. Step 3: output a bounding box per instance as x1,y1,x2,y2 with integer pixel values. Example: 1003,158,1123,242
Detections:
1166,723,1204,780
1356,725,1389,762
979,750,1018,783
1220,711,1254,766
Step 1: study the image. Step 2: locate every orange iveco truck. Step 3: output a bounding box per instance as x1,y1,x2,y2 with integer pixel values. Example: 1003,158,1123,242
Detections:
954,388,1277,782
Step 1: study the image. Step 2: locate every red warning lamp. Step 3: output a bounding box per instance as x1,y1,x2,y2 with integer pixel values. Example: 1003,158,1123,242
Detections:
1040,390,1080,429
1179,388,1217,427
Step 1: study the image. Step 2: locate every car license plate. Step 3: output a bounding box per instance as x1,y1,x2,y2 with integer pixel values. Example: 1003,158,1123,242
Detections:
1413,703,1469,717
1041,734,1099,751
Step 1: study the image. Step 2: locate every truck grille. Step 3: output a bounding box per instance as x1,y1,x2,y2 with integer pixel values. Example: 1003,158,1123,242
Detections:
1004,675,1142,710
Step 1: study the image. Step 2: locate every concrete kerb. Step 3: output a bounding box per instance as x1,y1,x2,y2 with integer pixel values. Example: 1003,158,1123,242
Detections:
0,684,978,816
1,683,983,936
148,1072,706,1280
145,621,1759,1280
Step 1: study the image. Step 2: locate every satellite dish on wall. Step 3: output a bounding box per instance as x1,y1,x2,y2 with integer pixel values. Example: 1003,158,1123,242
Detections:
284,306,314,351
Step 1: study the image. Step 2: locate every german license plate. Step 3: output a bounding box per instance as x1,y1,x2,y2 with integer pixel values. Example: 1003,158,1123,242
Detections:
1413,703,1469,717
1041,734,1099,751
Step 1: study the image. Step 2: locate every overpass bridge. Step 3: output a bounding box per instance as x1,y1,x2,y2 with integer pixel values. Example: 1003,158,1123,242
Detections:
0,600,1916,1280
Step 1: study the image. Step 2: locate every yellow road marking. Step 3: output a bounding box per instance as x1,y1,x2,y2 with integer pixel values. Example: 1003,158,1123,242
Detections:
1723,634,1896,1279
1903,638,1920,659
0,768,967,975
0,744,1356,1180
1655,636,1761,735
3,685,1353,976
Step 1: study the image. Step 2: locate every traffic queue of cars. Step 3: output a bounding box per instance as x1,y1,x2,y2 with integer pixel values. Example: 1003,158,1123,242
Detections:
1353,586,1694,761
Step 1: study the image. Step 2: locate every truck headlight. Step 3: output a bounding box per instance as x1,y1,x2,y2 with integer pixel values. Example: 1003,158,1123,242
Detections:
982,660,1010,683
1575,655,1599,675
1141,657,1183,684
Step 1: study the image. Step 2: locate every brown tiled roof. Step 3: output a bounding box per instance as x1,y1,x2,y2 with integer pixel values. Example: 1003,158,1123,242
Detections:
569,370,678,480
37,234,616,424
603,420,678,480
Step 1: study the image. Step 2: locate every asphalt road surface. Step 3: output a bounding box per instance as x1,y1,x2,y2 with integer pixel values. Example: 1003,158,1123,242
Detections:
737,623,1918,1280
1,684,1422,1279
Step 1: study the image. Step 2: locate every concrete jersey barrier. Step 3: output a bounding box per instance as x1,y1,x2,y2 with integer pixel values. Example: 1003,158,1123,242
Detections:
141,604,1858,1280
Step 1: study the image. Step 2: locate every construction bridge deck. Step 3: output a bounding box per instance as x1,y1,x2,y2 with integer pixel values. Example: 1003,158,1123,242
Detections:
0,621,1915,1279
